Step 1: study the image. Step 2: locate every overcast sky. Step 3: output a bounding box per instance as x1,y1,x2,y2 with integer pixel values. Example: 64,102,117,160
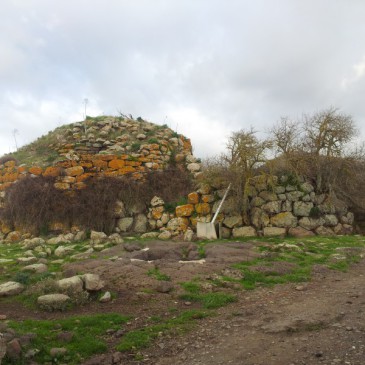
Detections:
1,0,365,158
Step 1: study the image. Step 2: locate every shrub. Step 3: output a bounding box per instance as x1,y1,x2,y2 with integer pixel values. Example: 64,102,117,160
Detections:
1,167,193,235
0,155,18,165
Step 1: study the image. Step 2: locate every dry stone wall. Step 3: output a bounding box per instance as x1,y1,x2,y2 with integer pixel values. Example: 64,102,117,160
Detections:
0,116,200,191
174,175,354,238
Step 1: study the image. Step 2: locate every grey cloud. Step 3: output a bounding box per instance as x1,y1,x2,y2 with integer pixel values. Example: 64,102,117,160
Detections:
1,0,365,156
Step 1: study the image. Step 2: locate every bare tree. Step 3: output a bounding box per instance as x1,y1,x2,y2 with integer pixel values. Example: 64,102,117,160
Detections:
222,128,272,223
271,117,301,156
303,107,356,157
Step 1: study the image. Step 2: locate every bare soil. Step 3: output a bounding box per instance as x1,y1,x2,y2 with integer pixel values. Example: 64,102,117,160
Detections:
1,240,365,365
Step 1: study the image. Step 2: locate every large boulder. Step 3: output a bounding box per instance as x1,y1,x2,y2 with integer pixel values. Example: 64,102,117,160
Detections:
262,201,281,215
22,263,48,274
57,276,84,292
117,217,134,232
0,281,25,297
37,294,71,310
288,227,315,237
299,217,324,230
263,227,286,237
134,214,148,233
81,273,105,291
223,216,243,229
293,201,313,217
250,208,270,229
270,212,298,228
232,226,257,237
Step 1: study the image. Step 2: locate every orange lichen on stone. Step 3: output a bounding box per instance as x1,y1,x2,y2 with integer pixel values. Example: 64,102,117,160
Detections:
1,222,12,234
4,160,16,168
3,172,19,182
109,159,125,169
138,157,151,163
65,166,84,176
151,206,164,220
96,154,118,161
17,166,27,173
202,194,214,203
79,161,93,169
74,182,87,189
76,173,93,182
118,166,136,175
43,166,62,177
59,176,76,184
188,192,199,205
195,203,211,215
125,160,142,167
29,166,43,175
56,160,74,168
0,182,12,191
176,204,195,217
54,182,70,190
92,159,108,169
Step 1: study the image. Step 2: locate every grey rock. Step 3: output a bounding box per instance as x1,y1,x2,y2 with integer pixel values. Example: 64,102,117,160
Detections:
81,273,105,291
134,214,148,233
232,226,257,237
323,214,339,227
286,191,304,202
22,263,48,274
263,227,286,237
288,227,315,237
156,281,174,293
37,294,70,309
315,226,335,236
117,217,134,232
299,217,325,230
158,231,172,240
99,291,112,303
57,276,84,292
300,182,314,193
151,196,165,207
259,191,278,202
223,216,243,229
262,201,281,214
270,212,298,228
0,282,25,297
293,201,313,217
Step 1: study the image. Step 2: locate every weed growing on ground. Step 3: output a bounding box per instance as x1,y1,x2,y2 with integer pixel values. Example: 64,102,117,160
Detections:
147,267,171,281
5,313,130,364
116,310,208,352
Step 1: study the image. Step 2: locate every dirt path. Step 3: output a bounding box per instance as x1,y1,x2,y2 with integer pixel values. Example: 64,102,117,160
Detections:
145,259,365,365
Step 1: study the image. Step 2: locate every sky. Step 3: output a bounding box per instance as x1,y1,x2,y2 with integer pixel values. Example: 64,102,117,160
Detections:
1,0,365,158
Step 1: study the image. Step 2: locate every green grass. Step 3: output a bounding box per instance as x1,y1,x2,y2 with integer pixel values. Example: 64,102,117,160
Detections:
116,310,208,352
5,313,130,365
179,280,237,309
147,267,171,281
224,235,365,289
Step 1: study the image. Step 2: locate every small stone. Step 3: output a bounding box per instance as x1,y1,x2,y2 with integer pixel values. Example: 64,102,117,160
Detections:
156,281,174,293
184,301,192,306
0,315,7,320
99,291,111,303
50,347,67,357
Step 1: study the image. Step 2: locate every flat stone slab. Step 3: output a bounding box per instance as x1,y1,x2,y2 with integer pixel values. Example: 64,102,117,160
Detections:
37,294,71,310
22,263,48,273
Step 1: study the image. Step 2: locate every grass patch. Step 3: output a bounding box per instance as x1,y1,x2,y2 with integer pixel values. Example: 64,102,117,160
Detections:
147,267,171,281
116,310,208,352
179,292,237,309
179,280,236,309
5,313,130,364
